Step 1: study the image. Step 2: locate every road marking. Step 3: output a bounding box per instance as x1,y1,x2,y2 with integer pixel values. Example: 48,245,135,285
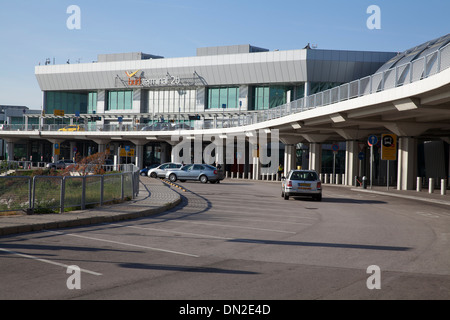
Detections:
106,223,233,240
205,216,313,226
45,230,199,258
0,247,102,276
166,220,296,234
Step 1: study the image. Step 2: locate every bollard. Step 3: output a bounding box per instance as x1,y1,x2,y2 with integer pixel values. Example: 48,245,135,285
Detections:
325,174,329,184
417,177,422,192
442,179,447,195
362,176,368,189
429,178,434,194
335,174,340,185
320,173,323,183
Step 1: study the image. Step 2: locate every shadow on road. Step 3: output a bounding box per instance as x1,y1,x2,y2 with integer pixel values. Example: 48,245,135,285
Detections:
228,238,411,251
119,262,259,274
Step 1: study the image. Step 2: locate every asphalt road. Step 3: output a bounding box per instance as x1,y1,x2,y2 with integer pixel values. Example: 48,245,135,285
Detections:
1,179,450,301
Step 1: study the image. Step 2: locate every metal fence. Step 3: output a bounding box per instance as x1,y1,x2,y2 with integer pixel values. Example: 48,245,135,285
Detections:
0,166,140,214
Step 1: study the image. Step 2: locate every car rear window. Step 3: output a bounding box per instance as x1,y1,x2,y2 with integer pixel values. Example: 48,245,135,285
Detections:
290,171,317,181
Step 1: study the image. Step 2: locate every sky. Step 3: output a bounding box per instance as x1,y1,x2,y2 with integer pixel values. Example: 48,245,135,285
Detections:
0,0,449,110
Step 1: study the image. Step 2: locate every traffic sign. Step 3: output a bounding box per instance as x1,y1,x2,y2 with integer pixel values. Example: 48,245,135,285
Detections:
368,135,378,146
381,134,397,161
331,144,339,152
358,152,365,160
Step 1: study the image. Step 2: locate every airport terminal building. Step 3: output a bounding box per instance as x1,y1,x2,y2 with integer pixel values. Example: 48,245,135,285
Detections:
2,35,450,190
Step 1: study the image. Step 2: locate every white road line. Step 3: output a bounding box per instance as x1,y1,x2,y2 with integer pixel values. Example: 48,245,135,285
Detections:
166,220,297,234
209,217,313,225
106,223,233,240
0,247,102,276
45,230,200,258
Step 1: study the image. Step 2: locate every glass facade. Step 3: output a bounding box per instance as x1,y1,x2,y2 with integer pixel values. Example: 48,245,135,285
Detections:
207,87,239,109
45,91,88,114
148,89,196,113
88,92,97,114
107,90,133,110
251,86,292,110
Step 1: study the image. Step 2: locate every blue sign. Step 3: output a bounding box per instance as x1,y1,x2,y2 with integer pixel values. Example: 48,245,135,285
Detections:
125,146,130,152
332,144,339,152
368,135,378,146
54,143,59,149
118,117,123,123
358,152,365,160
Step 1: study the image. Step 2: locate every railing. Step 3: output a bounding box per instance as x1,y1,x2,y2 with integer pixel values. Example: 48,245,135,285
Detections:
3,43,450,134
0,165,140,214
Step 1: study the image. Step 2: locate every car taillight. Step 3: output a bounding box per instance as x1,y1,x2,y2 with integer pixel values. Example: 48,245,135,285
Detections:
287,181,292,187
317,181,321,189
214,170,217,174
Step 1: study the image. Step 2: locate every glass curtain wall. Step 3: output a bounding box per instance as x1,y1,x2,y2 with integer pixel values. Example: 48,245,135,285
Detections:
45,91,88,114
251,86,293,110
107,90,133,110
207,87,239,109
148,89,196,114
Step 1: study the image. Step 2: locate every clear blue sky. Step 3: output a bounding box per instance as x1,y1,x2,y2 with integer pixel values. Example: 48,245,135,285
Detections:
0,0,448,110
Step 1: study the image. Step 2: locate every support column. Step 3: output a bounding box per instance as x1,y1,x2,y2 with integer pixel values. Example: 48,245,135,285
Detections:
308,143,322,173
284,144,296,177
6,141,14,161
135,144,144,169
47,139,64,163
345,140,359,186
397,137,417,190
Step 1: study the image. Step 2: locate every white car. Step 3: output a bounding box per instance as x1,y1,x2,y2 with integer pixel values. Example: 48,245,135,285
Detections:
281,170,322,201
148,162,182,178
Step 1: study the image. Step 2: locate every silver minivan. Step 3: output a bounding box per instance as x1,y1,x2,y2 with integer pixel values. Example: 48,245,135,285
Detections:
281,170,322,201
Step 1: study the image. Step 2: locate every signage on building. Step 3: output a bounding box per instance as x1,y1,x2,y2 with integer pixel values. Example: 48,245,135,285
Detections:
54,110,65,116
122,70,185,88
381,134,397,161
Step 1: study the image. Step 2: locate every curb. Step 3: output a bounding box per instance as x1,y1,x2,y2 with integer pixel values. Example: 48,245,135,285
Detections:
161,179,187,192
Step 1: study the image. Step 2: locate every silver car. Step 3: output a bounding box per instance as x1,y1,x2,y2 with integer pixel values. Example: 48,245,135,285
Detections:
148,162,182,178
281,170,322,201
166,164,223,184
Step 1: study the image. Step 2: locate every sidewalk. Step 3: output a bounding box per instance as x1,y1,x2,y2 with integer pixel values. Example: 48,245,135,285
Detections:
0,177,181,237
349,185,450,207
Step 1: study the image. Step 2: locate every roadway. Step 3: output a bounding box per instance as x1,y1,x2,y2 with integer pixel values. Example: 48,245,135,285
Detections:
1,178,450,301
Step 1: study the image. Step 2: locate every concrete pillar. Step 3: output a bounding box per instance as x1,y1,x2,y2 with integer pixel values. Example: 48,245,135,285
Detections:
284,144,296,177
253,157,260,180
345,140,359,186
308,143,322,173
6,141,14,161
397,137,417,190
135,144,144,169
69,141,76,161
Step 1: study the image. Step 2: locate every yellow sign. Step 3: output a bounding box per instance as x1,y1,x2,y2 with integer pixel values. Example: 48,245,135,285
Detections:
381,134,397,161
54,143,60,156
53,110,65,116
119,148,135,157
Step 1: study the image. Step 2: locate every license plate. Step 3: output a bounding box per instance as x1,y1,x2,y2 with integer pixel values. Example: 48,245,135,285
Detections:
299,183,311,187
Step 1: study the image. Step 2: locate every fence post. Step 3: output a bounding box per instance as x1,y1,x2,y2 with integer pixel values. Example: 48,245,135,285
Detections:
60,177,65,214
121,174,125,200
28,177,32,213
100,175,104,206
81,176,86,210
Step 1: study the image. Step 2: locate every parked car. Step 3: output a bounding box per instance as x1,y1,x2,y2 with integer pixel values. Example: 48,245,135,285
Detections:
46,160,75,169
281,170,322,201
140,164,159,176
148,162,183,178
165,164,223,184
58,125,85,132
